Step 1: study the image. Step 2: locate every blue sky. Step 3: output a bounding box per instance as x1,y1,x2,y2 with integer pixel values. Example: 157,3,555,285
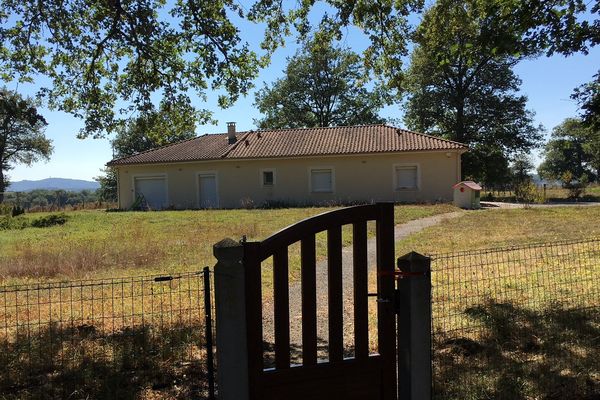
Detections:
8,9,600,182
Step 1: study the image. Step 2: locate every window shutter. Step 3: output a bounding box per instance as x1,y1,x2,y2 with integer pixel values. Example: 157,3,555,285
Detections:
311,169,333,192
395,166,418,189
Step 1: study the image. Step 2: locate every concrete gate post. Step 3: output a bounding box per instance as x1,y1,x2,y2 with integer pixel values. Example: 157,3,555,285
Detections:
396,251,432,400
213,238,250,400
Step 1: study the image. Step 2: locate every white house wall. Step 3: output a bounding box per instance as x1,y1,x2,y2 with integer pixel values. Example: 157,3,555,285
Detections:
116,151,462,209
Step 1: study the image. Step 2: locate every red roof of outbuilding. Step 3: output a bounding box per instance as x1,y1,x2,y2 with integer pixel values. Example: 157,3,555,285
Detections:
107,124,467,166
452,181,482,191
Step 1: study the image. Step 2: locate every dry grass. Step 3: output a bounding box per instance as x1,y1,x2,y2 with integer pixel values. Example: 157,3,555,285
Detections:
395,206,600,255
0,204,456,283
0,204,456,399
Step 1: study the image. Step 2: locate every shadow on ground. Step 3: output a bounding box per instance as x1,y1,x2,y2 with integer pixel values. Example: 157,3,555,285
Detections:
0,323,211,399
433,300,599,400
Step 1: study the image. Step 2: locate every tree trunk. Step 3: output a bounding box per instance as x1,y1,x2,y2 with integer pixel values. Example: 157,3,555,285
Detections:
0,169,5,204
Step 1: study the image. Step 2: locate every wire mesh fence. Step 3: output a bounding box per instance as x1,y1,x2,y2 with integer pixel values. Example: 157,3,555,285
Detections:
0,268,216,400
429,238,600,399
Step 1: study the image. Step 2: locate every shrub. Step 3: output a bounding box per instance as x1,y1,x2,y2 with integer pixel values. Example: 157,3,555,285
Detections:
0,215,30,230
30,213,69,228
514,181,543,205
239,197,255,210
12,205,25,217
561,171,588,199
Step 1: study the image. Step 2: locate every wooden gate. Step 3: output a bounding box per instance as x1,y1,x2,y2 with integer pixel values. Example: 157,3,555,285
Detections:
214,203,398,400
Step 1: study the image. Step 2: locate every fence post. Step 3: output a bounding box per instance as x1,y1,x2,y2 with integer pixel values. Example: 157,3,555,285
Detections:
213,238,249,400
396,251,432,400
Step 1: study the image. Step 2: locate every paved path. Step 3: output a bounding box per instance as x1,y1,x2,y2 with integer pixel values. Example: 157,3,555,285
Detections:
262,211,464,361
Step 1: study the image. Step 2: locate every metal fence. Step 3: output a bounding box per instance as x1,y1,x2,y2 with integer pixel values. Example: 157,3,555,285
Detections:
430,238,600,399
0,268,216,400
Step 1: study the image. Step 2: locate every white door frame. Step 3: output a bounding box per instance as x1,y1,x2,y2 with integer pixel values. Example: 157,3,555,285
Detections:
196,171,219,208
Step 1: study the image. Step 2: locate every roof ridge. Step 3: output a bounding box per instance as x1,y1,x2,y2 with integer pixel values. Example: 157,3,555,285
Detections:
253,123,389,133
396,128,468,148
107,134,206,165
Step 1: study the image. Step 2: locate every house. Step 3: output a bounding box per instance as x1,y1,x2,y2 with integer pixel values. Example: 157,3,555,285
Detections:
107,123,468,209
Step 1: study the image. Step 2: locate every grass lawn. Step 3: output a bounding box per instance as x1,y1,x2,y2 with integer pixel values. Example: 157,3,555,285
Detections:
483,183,600,203
1,204,598,399
387,205,600,400
395,205,600,255
0,203,456,283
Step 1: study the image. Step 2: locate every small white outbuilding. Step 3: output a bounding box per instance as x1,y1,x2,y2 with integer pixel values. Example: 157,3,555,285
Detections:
453,181,482,209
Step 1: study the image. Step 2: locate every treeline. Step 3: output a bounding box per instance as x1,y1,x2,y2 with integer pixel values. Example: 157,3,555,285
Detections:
2,189,110,211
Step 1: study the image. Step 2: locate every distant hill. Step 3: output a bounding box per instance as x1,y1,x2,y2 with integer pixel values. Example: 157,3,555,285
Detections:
7,178,100,192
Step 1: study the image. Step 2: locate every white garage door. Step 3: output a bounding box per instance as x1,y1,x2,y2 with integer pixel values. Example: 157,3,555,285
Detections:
134,176,167,210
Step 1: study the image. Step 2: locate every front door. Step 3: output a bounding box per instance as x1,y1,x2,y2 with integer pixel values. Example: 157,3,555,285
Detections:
199,174,218,208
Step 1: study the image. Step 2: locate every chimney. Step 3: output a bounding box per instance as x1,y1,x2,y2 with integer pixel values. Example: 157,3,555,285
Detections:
227,122,236,144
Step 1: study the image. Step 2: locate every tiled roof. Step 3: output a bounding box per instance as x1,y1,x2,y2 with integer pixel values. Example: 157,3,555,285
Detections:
107,124,467,166
453,181,482,191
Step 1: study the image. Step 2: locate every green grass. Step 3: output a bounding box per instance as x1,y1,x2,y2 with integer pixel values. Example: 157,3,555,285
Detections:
387,205,600,400
0,204,456,283
395,206,600,256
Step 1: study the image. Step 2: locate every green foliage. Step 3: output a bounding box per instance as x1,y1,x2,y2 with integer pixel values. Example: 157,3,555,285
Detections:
0,214,29,230
538,118,599,182
94,169,118,203
0,1,422,138
3,189,100,209
30,213,69,228
11,205,25,216
254,32,387,129
0,89,52,203
572,72,600,131
560,171,589,199
111,101,199,158
511,153,534,185
514,181,543,205
403,0,544,186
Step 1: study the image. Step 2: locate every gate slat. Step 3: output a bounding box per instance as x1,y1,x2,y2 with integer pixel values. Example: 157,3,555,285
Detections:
301,235,317,366
376,203,397,400
273,247,290,369
243,242,264,398
327,226,343,362
353,221,369,360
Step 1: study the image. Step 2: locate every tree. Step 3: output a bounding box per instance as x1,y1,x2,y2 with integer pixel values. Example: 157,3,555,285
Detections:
111,100,199,157
0,89,53,203
403,0,544,186
572,72,600,131
95,169,118,203
254,34,386,129
0,1,422,138
538,118,599,182
511,153,534,184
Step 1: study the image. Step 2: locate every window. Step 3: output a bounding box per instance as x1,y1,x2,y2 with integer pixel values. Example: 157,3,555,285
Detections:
394,165,418,190
263,170,274,186
261,169,275,187
310,168,333,192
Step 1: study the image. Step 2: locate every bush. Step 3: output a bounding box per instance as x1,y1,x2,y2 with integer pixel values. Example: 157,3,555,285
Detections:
30,213,69,228
12,205,25,217
561,171,588,199
0,215,30,230
514,181,543,205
